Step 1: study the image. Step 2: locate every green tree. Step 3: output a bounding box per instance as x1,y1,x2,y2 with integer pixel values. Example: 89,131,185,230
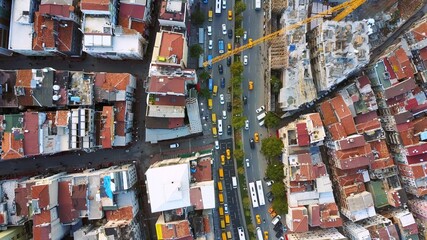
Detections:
230,61,244,76
246,224,255,235
266,162,285,182
272,198,288,215
271,75,282,94
235,15,243,27
235,27,245,38
261,137,284,160
271,182,286,199
231,75,243,86
189,44,203,58
232,115,246,129
191,9,205,26
234,1,247,15
198,70,210,81
243,196,251,207
199,88,211,99
234,148,244,161
264,112,281,128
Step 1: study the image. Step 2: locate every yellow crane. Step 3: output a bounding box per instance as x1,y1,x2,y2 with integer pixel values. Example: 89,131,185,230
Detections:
203,0,366,67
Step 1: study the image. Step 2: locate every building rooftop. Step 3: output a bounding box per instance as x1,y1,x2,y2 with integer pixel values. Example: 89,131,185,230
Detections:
39,0,75,19
68,72,93,105
159,0,185,22
146,163,191,213
9,0,34,51
286,228,346,240
23,112,41,156
0,71,18,108
148,75,187,95
80,0,110,11
153,31,185,65
156,215,192,239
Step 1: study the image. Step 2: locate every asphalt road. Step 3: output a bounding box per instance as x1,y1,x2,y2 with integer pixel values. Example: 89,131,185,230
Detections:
240,0,276,238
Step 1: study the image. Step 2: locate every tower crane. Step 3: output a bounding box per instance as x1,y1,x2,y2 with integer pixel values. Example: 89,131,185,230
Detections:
202,0,366,67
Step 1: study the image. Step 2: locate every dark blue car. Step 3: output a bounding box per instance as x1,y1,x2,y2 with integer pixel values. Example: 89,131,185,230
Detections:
220,77,225,88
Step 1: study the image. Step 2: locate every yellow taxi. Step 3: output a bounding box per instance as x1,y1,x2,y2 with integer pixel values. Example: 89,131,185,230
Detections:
256,214,261,225
254,132,259,142
221,155,225,165
264,231,269,240
228,10,233,20
249,80,254,90
227,43,232,51
226,149,231,160
248,38,253,48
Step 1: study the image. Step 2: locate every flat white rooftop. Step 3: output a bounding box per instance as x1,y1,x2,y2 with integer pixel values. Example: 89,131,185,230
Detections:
9,0,33,51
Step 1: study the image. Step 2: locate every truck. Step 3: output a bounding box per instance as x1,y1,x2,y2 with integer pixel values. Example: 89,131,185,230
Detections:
218,168,224,179
198,28,204,44
256,227,263,240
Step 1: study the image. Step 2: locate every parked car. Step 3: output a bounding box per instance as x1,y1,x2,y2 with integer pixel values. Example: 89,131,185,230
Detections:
250,138,255,149
228,10,232,20
256,105,265,113
267,191,274,202
221,77,225,88
243,31,247,40
268,207,277,218
227,57,232,66
254,132,259,142
256,214,261,225
227,125,232,135
243,96,247,104
245,120,249,130
221,154,225,165
245,158,250,167
222,110,227,119
227,102,232,112
266,180,274,186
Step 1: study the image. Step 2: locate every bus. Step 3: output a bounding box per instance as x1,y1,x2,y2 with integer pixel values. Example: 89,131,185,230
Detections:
215,0,221,14
256,180,266,206
237,227,246,240
198,28,204,44
256,227,263,240
209,78,213,92
198,54,204,69
249,182,259,208
218,39,224,54
255,0,261,10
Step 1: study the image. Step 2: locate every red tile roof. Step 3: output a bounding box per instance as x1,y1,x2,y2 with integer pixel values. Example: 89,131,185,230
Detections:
80,0,110,11
159,220,191,239
55,110,69,126
58,181,78,224
192,158,212,182
398,163,427,179
330,95,352,120
319,203,342,228
1,132,24,160
420,47,427,61
149,75,187,94
383,57,397,80
72,184,88,211
337,173,364,187
33,208,51,225
288,208,309,232
296,123,309,146
411,22,427,42
357,75,370,88
369,140,391,159
153,95,186,106
395,47,415,79
308,113,323,128
32,12,74,52
15,184,34,216
335,135,365,150
23,112,40,156
100,106,114,149
96,73,131,91
335,144,374,170
105,206,134,221
406,143,427,157
31,184,50,209
385,78,416,100
309,205,320,227
319,101,338,125
190,187,203,210
33,225,51,240
159,31,184,63
336,113,356,136
39,4,75,18
120,3,145,20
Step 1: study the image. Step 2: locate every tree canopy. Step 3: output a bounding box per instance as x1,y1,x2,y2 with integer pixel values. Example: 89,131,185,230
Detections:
189,44,203,58
191,9,205,26
264,112,281,128
265,162,285,182
230,61,244,77
270,75,282,94
261,137,284,160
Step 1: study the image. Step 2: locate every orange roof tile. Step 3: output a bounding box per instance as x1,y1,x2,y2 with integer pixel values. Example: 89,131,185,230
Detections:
308,113,323,127
33,13,74,52
55,110,69,126
15,70,33,87
23,112,40,156
101,106,114,149
330,95,352,120
319,101,338,125
1,132,24,160
33,208,51,225
103,73,131,91
411,22,427,42
159,31,184,63
31,184,50,208
105,206,134,221
80,0,110,11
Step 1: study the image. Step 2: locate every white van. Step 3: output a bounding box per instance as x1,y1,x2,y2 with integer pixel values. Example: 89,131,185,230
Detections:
259,120,265,127
222,0,226,9
222,110,227,119
170,143,180,149
232,176,237,188
257,112,266,121
218,119,223,135
272,215,282,225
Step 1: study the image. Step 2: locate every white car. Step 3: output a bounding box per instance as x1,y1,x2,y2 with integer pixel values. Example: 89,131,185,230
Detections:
245,120,249,130
256,105,265,113
224,203,229,213
222,0,226,9
208,39,213,49
222,110,227,119
243,55,248,65
207,26,212,36
222,24,227,35
220,94,225,105
245,158,250,167
243,31,247,40
266,180,274,186
215,140,219,149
